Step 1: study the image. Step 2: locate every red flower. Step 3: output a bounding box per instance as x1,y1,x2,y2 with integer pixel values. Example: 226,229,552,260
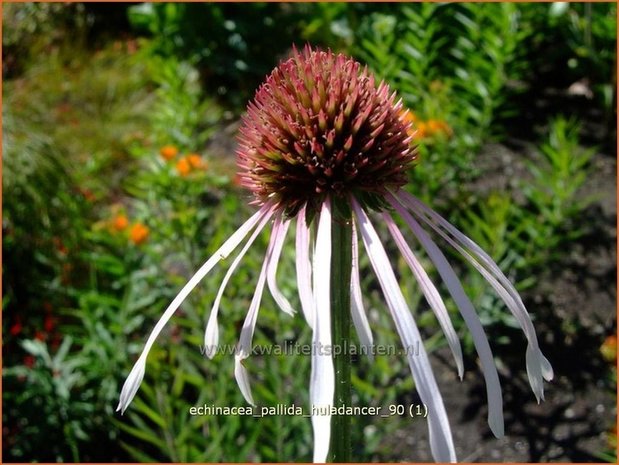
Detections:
44,315,56,333
9,321,22,336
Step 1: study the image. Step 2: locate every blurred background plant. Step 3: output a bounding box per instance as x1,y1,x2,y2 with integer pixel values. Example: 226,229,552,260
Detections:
3,2,616,462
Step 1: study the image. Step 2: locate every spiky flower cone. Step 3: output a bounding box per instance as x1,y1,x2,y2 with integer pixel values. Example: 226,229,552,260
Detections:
237,45,416,216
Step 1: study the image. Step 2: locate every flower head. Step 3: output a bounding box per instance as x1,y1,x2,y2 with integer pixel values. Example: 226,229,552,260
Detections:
237,45,415,216
186,153,205,169
176,154,206,176
129,222,149,245
160,145,179,160
175,157,191,176
112,214,129,232
118,45,552,463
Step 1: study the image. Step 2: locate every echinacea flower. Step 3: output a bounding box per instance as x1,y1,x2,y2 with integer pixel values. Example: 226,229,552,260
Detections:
118,45,552,462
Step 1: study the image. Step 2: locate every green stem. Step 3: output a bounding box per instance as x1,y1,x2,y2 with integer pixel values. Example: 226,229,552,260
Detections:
329,209,352,463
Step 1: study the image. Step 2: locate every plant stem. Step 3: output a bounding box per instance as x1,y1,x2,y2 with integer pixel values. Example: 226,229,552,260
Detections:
329,211,352,463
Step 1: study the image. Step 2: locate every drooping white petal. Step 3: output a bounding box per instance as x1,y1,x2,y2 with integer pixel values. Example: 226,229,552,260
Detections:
403,193,551,354
352,198,456,463
234,358,256,407
350,220,374,362
204,206,276,359
117,203,273,414
266,217,296,316
384,212,464,379
432,236,546,400
387,192,504,438
541,354,554,381
116,356,145,415
310,199,334,463
295,205,315,329
399,191,553,393
234,218,282,406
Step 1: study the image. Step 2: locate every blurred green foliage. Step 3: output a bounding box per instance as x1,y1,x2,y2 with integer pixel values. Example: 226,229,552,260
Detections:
3,2,616,463
126,2,305,108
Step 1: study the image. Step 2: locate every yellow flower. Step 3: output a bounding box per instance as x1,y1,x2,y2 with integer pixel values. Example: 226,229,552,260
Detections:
129,223,149,245
160,145,179,161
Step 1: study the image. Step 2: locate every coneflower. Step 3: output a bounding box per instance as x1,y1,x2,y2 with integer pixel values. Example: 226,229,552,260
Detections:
117,45,553,462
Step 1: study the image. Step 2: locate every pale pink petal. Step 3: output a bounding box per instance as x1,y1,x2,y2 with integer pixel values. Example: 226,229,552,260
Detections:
310,199,334,463
387,192,504,438
351,219,374,361
399,191,553,396
204,206,276,358
117,203,272,414
266,217,295,316
295,205,315,329
352,198,456,462
384,212,464,379
233,219,280,406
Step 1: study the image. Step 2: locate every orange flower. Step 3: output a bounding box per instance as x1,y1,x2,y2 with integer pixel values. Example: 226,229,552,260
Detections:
414,121,428,139
130,223,150,245
176,157,191,176
400,110,416,138
160,145,179,161
426,119,453,137
187,153,206,170
400,109,417,125
601,335,617,363
112,214,129,231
